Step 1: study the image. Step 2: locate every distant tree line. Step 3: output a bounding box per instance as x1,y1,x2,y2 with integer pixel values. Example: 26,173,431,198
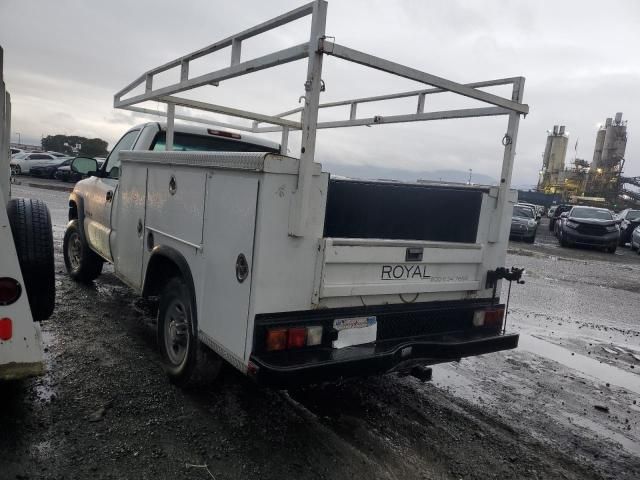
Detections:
41,134,109,157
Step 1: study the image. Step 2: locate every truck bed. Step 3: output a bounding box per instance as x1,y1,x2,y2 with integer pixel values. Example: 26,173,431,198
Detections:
324,178,489,243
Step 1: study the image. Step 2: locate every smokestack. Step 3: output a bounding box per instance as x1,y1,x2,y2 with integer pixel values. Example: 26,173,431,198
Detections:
605,117,612,127
559,126,565,135
553,125,559,135
615,112,623,124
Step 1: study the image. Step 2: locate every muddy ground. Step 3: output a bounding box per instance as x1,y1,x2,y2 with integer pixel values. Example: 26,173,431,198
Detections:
2,184,640,479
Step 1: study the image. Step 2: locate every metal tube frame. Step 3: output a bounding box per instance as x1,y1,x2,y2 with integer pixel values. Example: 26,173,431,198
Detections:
0,46,12,204
114,0,528,237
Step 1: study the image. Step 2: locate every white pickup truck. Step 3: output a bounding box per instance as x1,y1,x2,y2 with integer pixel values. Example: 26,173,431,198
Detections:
64,1,528,387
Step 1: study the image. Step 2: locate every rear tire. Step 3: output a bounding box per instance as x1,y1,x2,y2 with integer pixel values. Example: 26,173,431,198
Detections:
63,220,103,282
157,277,222,388
7,198,55,321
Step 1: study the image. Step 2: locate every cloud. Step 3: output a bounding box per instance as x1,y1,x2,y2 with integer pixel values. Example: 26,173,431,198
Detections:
1,0,638,185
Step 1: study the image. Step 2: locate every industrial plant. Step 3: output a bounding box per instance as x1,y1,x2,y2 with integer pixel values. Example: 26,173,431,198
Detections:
536,113,639,208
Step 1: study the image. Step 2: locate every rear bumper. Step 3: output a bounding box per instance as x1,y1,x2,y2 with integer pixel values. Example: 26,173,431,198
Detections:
250,331,518,387
0,361,45,381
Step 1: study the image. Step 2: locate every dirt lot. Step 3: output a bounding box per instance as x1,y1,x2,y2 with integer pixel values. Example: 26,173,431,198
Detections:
2,184,640,479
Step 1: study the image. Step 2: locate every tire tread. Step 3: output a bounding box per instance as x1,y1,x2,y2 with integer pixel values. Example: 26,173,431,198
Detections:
7,198,55,321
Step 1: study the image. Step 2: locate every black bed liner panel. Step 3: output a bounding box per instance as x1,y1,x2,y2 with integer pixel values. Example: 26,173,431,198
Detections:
323,179,484,243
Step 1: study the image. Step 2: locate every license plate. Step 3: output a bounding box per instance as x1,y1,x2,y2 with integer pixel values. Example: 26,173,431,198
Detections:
332,316,377,349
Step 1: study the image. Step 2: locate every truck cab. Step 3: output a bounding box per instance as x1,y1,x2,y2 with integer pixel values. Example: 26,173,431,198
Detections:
69,122,279,264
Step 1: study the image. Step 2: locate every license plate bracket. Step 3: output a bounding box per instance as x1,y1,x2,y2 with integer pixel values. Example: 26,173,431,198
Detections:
332,316,377,349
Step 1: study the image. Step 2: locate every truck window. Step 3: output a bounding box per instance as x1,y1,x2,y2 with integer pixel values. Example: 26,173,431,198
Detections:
151,132,278,153
103,130,140,179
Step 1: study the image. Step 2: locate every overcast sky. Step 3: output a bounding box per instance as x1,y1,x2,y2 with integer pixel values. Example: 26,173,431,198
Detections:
1,0,639,187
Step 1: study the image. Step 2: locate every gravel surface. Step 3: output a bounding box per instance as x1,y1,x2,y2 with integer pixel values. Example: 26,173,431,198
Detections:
2,184,639,479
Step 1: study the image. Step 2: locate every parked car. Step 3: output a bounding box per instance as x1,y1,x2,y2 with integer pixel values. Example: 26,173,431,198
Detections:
549,204,572,232
557,206,620,253
517,202,542,221
10,147,24,156
630,225,640,252
30,157,73,179
46,151,69,158
54,156,102,182
617,209,640,246
10,152,61,175
547,205,557,218
54,164,72,182
510,204,537,243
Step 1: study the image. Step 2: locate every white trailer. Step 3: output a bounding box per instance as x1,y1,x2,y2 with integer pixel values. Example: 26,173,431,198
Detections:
0,46,55,380
66,1,528,387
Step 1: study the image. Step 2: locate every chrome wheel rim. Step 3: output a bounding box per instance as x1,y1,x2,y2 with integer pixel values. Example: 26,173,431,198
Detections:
68,232,83,271
164,299,189,366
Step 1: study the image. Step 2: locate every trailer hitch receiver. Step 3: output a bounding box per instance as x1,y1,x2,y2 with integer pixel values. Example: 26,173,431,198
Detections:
485,266,524,289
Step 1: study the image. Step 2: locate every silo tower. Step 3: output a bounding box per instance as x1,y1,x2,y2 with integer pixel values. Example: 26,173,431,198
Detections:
537,125,569,192
587,112,627,202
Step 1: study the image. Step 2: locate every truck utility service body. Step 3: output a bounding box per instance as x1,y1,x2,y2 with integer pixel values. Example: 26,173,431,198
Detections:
66,1,528,386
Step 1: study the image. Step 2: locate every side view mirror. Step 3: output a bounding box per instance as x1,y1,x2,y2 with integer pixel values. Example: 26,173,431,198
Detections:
71,157,98,176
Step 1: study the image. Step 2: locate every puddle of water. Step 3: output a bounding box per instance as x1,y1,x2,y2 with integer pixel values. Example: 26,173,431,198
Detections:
519,334,640,395
36,330,57,402
569,415,640,455
431,362,499,406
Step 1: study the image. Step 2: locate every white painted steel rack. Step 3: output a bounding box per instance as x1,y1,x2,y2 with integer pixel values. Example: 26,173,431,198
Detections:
114,0,529,238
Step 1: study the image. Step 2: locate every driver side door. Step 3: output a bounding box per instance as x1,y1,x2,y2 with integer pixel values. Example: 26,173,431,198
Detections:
83,129,140,262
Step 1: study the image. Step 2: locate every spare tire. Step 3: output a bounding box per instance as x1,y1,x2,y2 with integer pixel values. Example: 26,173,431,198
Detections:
7,198,55,321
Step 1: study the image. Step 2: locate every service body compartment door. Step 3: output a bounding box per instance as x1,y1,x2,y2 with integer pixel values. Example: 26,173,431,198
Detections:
113,164,148,288
200,172,259,361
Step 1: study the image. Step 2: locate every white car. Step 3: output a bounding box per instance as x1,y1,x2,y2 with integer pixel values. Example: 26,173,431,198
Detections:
10,152,63,175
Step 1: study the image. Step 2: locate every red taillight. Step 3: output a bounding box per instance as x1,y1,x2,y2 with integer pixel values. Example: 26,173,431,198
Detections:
0,318,12,341
485,308,505,328
207,129,241,139
474,307,504,329
287,327,307,349
0,277,21,306
265,325,324,352
266,328,288,352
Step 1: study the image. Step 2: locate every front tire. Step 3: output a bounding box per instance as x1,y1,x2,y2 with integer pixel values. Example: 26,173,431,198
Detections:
7,198,55,321
157,277,222,387
63,220,103,282
558,229,569,247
